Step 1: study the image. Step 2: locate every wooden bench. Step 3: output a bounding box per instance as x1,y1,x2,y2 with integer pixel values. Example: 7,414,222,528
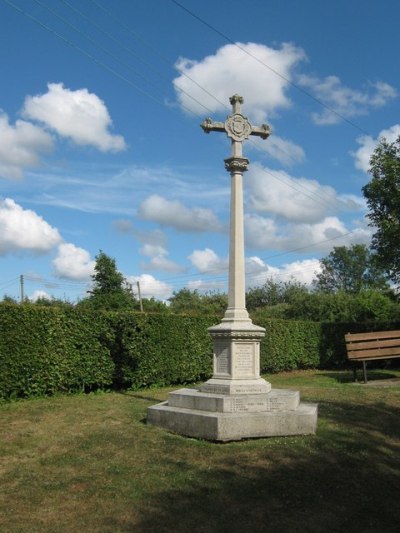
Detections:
345,330,400,383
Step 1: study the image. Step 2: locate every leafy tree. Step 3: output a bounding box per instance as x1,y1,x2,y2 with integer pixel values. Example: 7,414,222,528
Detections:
284,289,400,323
362,135,400,285
141,297,169,313
169,288,202,314
32,297,73,308
0,295,18,305
313,244,389,294
169,288,227,316
246,279,309,311
205,292,228,316
80,251,135,310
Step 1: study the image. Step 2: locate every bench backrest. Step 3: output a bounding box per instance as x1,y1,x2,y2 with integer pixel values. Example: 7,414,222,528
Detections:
345,330,400,361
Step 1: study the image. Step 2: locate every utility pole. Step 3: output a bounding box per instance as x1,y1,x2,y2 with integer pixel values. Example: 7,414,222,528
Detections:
20,274,24,303
137,281,144,312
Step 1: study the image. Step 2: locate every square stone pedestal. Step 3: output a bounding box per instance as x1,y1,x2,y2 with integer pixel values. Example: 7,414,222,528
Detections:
147,321,318,441
147,388,317,441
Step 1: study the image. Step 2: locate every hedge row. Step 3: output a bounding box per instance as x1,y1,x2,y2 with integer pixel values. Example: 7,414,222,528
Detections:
108,312,215,390
1,306,399,400
0,307,215,400
0,306,114,399
259,319,321,372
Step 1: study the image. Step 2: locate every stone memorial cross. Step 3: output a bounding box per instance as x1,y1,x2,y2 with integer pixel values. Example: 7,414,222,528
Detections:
146,95,318,440
201,94,271,323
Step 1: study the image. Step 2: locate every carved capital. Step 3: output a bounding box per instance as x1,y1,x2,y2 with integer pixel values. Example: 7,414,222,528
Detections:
224,156,249,173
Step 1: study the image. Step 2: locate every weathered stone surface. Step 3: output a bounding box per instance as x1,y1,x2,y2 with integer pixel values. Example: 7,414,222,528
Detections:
147,396,317,441
167,387,299,412
199,377,272,395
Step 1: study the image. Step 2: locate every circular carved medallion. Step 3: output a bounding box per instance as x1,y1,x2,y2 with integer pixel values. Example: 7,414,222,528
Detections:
225,113,252,141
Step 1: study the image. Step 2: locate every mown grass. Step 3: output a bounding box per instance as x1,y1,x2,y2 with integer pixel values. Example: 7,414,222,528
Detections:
1,369,400,532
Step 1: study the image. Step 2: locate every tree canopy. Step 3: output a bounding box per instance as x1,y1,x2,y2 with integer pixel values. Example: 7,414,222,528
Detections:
80,251,136,310
246,279,308,312
169,288,227,316
313,244,389,294
362,135,400,286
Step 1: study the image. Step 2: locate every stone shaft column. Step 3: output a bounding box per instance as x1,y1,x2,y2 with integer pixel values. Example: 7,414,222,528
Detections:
224,158,250,323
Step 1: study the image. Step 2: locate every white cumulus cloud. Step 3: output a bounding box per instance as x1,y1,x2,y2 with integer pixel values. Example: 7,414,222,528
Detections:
29,290,52,302
23,83,126,152
0,112,54,179
0,198,62,255
127,274,173,301
253,133,305,166
353,124,400,173
298,75,397,125
53,243,95,281
188,251,322,290
246,164,360,223
187,279,226,292
245,213,371,253
267,258,322,286
188,248,228,273
173,42,306,122
246,257,322,288
140,243,185,273
138,194,223,232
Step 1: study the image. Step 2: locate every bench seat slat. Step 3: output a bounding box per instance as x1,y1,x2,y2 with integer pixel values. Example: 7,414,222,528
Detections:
345,330,400,342
347,347,400,360
346,338,400,351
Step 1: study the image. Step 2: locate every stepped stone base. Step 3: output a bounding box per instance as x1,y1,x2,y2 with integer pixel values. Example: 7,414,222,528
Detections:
147,387,318,441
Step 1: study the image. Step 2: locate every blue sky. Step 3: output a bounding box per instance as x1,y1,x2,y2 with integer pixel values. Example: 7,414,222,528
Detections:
1,0,399,302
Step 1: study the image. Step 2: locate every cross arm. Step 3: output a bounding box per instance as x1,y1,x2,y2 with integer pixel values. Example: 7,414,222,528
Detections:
201,118,225,134
250,123,271,140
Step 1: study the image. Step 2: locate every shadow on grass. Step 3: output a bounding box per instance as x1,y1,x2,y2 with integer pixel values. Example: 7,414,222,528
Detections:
322,369,400,384
122,391,162,403
115,399,400,533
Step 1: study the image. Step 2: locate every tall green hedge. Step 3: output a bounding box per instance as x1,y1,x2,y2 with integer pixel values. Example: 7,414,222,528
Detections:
1,306,399,401
0,306,114,399
109,312,214,389
257,318,321,372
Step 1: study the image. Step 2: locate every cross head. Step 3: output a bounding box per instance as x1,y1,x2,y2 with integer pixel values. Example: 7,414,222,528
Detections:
201,94,271,161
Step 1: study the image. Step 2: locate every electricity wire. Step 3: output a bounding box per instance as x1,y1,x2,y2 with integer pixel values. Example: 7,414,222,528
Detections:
58,0,212,114
3,0,345,211
0,1,371,298
2,0,172,110
88,0,229,111
83,0,348,210
0,277,20,290
169,0,371,136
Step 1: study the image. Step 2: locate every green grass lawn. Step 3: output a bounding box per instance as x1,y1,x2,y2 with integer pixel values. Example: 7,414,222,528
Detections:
1,369,400,532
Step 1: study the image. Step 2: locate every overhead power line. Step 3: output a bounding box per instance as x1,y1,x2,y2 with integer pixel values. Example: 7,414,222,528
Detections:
169,0,370,136
60,0,215,115
3,0,169,109
0,0,371,301
0,278,19,290
3,0,347,213
88,0,229,111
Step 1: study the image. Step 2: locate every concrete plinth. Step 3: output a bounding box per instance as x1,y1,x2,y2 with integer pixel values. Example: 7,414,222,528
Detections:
147,387,317,441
